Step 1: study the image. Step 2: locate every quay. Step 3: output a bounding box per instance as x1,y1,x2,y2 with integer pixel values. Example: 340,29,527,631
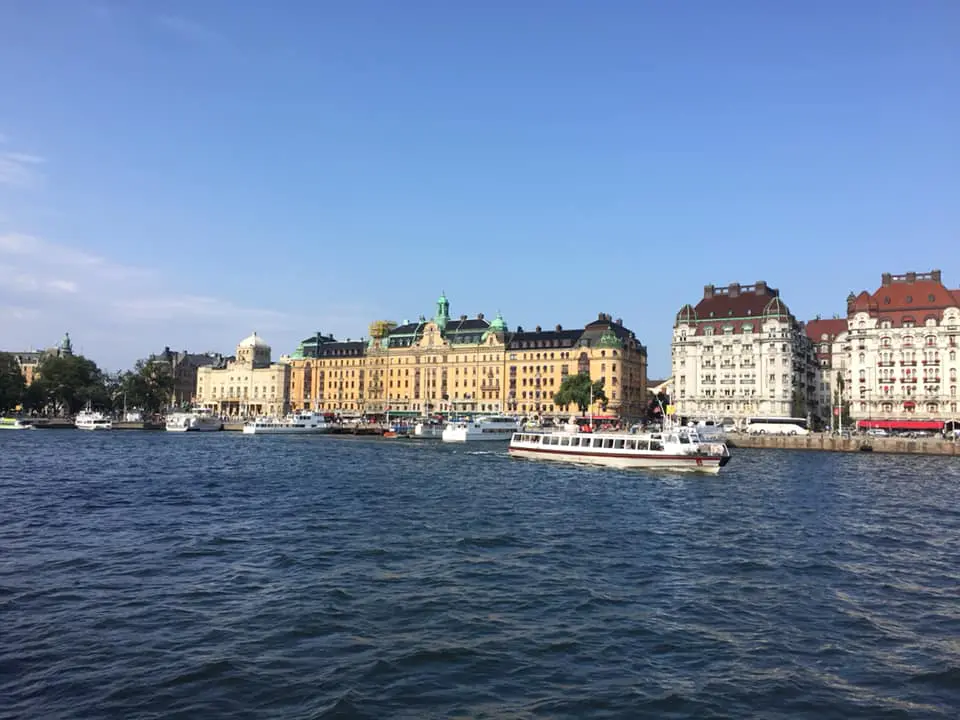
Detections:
221,422,385,434
728,433,960,457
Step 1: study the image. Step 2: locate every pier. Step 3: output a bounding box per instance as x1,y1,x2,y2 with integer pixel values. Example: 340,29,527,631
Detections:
728,433,960,456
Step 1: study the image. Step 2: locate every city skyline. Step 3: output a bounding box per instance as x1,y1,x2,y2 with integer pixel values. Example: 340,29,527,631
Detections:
1,1,956,375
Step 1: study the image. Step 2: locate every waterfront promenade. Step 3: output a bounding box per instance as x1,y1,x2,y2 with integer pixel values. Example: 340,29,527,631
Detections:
729,432,960,456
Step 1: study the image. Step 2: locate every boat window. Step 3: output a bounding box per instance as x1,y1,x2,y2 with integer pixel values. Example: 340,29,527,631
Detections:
668,435,678,444
678,434,691,444
625,439,636,450
560,437,570,446
603,438,614,449
591,438,602,448
614,439,624,449
651,440,663,451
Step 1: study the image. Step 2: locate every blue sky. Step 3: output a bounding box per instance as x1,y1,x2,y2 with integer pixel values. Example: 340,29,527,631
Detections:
1,0,957,376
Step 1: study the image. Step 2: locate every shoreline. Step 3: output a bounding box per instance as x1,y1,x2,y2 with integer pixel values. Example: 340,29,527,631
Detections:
728,433,960,456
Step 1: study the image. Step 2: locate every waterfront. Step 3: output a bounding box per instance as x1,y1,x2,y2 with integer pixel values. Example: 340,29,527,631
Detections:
2,434,960,718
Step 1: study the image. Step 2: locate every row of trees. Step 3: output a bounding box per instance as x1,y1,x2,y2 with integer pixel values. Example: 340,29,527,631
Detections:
0,352,176,416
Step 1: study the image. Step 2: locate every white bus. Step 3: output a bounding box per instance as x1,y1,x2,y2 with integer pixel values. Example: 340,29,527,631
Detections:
745,417,810,436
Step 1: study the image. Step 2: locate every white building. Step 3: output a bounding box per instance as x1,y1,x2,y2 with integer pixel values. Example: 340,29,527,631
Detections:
845,270,960,430
804,317,850,428
672,281,817,426
195,332,290,418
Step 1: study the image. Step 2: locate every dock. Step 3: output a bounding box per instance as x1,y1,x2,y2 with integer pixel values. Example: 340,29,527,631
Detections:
728,433,960,456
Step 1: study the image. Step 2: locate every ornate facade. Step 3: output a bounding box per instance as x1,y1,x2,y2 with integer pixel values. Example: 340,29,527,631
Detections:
672,281,818,424
845,270,960,427
195,332,290,417
285,293,649,420
150,347,224,406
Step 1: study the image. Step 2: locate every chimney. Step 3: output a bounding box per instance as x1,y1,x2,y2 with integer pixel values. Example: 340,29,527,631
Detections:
535,325,542,332
754,281,767,296
931,269,942,283
703,284,715,299
881,273,892,287
615,317,622,325
728,283,741,298
598,312,605,320
477,312,484,320
555,324,562,331
906,272,917,283
517,326,523,332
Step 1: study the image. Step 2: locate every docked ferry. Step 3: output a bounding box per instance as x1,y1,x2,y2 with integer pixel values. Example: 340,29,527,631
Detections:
0,417,35,430
166,409,223,432
75,410,112,431
508,419,731,474
441,415,520,442
242,411,331,435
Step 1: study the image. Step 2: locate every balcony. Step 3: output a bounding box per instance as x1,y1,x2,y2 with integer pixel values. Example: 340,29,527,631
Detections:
720,379,736,385
901,377,917,384
878,360,895,367
922,360,940,366
740,378,755,384
900,361,917,366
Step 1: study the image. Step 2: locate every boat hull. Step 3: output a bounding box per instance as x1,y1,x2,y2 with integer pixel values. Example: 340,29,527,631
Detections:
508,446,728,474
241,426,331,435
166,420,222,432
441,429,515,442
76,423,113,431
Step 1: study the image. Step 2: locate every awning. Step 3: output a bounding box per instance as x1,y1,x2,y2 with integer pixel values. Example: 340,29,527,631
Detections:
857,419,944,430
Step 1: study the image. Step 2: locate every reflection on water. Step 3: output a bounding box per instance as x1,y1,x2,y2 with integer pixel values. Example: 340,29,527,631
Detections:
2,433,959,719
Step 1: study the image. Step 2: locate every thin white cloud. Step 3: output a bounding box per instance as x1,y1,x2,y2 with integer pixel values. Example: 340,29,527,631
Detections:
0,150,44,189
155,14,223,45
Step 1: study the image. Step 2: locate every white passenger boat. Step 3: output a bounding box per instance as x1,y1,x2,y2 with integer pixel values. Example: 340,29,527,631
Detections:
242,411,331,435
0,417,35,430
75,410,113,431
508,418,731,474
166,408,223,432
413,419,444,439
441,414,521,442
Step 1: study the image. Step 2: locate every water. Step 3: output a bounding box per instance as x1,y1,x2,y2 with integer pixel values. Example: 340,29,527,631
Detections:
2,432,959,719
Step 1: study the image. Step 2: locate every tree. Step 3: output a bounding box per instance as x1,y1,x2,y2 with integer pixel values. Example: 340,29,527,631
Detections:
0,352,26,413
121,359,175,414
21,380,50,414
36,354,106,415
553,373,608,414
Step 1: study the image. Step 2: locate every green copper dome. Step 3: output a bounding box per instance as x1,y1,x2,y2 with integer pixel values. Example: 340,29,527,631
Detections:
489,311,506,331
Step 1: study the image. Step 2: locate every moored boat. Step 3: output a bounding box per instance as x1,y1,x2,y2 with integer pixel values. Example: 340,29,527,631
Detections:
242,411,331,435
441,414,520,442
75,410,113,431
413,419,443,439
166,408,223,432
508,418,731,474
0,417,35,430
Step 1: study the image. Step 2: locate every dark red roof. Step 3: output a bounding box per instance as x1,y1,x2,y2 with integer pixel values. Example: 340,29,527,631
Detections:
805,318,847,342
847,271,960,327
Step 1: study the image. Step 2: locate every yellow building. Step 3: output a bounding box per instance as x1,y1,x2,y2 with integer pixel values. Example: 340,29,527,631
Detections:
285,294,649,422
195,332,290,417
504,313,647,420
286,333,367,415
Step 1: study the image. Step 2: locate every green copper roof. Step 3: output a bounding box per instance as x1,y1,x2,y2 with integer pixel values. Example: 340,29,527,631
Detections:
598,327,623,348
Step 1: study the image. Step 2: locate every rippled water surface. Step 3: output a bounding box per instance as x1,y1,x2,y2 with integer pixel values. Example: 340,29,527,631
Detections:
2,432,960,719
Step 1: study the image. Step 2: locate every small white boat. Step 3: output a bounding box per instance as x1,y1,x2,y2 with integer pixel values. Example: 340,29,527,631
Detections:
413,419,443,439
508,418,731,474
441,414,520,442
242,411,331,435
0,417,35,430
75,410,112,431
166,409,223,432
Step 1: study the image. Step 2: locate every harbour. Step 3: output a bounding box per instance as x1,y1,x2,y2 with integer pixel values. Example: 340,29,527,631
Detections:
3,431,959,718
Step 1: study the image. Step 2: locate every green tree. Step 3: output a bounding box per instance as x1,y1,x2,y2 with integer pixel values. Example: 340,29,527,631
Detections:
37,354,106,415
121,359,174,414
0,352,26,413
21,380,50,414
552,373,608,414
